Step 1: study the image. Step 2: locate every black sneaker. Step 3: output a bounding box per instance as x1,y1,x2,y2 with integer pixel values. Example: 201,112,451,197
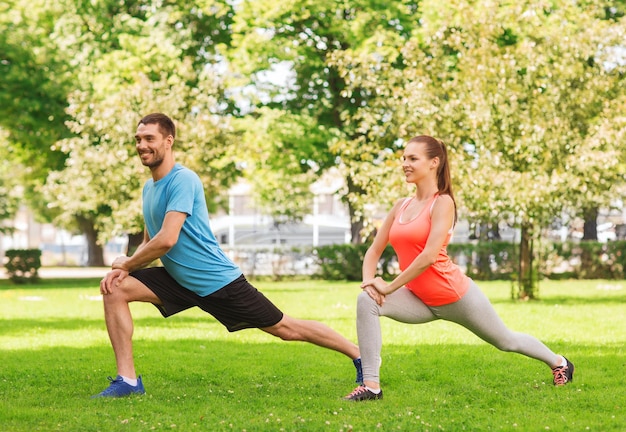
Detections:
353,358,363,385
552,357,574,386
343,385,383,401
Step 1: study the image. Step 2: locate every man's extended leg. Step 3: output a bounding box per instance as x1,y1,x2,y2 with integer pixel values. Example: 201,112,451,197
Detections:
262,315,360,360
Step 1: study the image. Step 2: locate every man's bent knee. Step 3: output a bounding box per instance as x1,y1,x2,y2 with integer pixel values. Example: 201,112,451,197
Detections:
104,276,160,304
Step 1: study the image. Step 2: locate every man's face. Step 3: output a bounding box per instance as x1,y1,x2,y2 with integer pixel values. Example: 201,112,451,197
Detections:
134,123,172,168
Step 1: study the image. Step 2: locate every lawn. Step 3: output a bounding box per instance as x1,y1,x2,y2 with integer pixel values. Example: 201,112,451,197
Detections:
0,277,624,431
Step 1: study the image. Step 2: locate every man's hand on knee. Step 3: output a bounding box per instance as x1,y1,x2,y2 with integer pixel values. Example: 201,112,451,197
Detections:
100,269,129,295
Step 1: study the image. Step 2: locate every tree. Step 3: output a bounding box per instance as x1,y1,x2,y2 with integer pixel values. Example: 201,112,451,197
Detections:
41,0,238,265
0,129,22,235
228,0,419,243
0,0,74,214
232,108,332,222
331,0,626,298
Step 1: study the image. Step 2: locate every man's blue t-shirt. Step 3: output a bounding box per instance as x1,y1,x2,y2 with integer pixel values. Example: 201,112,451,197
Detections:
142,164,242,296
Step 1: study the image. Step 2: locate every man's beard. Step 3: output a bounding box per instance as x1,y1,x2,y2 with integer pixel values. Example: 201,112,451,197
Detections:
139,152,164,168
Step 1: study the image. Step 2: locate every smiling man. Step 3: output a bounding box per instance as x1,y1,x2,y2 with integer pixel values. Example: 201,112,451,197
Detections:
93,113,362,398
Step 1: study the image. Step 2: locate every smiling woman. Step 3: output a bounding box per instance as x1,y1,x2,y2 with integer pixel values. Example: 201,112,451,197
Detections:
344,135,575,401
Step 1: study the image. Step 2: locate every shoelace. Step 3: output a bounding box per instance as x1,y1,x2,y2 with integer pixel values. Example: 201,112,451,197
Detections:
96,376,125,396
552,366,569,385
346,386,368,397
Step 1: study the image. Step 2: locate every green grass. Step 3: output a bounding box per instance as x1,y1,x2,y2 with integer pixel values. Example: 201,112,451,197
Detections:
0,277,624,431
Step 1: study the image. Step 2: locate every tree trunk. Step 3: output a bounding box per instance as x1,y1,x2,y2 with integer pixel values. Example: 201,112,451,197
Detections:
476,223,494,279
346,175,365,245
349,210,364,245
582,206,598,240
75,214,105,267
516,222,537,300
126,231,144,256
580,206,599,276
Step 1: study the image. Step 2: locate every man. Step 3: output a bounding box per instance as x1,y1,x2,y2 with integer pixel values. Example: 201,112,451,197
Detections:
94,113,362,397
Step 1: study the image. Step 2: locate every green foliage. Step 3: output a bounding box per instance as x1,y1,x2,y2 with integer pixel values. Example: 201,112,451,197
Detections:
228,1,420,239
0,0,72,172
314,240,626,284
40,1,240,247
448,241,518,281
232,109,334,220
0,141,21,231
334,0,626,224
3,249,42,284
447,239,626,281
449,240,626,282
0,0,240,265
312,239,626,283
313,243,397,281
544,240,626,280
331,0,626,286
0,0,75,220
3,0,626,271
65,0,234,70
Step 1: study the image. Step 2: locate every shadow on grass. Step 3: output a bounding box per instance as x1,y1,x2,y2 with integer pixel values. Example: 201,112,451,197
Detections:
0,278,102,290
489,293,626,306
0,317,107,334
0,315,224,336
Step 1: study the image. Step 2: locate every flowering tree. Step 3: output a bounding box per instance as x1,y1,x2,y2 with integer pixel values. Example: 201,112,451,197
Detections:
331,0,626,297
228,0,419,242
41,0,238,265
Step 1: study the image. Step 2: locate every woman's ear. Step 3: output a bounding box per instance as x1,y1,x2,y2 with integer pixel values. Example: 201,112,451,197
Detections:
431,156,440,169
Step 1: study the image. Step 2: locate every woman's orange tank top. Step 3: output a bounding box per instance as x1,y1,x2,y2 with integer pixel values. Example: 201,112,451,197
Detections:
388,195,470,306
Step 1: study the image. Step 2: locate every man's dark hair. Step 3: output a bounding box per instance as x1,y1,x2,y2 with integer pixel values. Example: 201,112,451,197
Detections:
138,113,176,138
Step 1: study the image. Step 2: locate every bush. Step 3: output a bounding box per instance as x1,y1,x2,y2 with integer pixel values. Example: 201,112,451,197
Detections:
4,249,42,284
313,244,398,281
448,241,517,281
313,240,626,282
545,240,626,279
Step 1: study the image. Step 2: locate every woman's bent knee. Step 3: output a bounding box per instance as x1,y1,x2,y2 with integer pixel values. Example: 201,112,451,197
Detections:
357,290,376,307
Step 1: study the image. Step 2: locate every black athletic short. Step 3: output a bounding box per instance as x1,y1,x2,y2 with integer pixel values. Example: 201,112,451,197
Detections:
130,267,284,332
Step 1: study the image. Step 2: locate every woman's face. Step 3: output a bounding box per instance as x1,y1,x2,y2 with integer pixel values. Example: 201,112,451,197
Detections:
401,141,437,183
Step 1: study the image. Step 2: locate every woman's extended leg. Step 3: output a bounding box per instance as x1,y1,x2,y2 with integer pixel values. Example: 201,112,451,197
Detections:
435,281,562,367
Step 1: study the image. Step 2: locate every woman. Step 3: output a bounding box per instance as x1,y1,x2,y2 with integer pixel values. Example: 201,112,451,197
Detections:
344,135,573,401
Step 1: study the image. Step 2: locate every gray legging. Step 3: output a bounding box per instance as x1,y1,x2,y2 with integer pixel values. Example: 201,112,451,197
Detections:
357,281,559,384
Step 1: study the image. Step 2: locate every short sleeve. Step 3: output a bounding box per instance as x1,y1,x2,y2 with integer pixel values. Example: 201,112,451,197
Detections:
165,169,199,216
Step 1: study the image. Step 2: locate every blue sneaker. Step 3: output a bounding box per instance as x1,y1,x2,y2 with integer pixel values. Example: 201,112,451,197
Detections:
92,375,145,398
353,358,363,385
